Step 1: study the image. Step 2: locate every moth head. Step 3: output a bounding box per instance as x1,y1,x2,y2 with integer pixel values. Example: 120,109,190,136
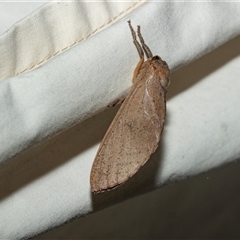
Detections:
151,55,170,89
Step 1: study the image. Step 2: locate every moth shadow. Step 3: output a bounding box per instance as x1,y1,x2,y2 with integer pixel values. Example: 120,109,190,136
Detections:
0,106,119,201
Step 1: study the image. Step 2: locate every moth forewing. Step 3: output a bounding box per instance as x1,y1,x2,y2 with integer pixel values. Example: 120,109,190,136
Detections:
90,22,170,194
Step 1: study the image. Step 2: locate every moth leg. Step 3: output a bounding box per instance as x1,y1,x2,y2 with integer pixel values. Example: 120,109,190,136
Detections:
137,25,153,59
107,97,125,107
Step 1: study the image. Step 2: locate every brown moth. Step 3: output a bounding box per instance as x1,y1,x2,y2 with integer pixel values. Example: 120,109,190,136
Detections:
90,21,170,194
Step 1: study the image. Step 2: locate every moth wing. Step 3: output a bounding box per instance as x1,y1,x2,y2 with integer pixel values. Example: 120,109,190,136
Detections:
90,74,167,193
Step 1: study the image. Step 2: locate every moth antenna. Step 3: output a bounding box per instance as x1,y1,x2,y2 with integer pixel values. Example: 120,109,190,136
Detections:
128,20,144,59
137,25,153,59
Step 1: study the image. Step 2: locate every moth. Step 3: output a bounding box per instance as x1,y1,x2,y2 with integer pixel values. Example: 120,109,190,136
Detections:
90,21,170,193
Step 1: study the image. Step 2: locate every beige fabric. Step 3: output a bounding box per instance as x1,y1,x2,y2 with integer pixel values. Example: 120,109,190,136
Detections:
0,0,146,81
